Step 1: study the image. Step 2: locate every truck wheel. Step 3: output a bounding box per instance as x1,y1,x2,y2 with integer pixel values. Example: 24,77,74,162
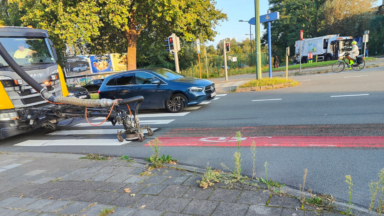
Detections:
325,55,331,61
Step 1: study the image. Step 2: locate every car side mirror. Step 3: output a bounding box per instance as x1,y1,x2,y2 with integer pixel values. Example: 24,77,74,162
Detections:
151,79,161,85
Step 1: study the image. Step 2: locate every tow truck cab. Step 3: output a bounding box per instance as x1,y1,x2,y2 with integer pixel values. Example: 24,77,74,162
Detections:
0,26,68,140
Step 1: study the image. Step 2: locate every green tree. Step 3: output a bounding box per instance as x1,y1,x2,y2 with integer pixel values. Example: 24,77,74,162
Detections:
265,0,326,60
10,0,227,70
9,0,102,66
90,0,226,70
0,1,23,26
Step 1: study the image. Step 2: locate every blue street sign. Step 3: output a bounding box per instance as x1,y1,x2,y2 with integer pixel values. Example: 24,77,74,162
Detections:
248,12,280,25
248,11,280,78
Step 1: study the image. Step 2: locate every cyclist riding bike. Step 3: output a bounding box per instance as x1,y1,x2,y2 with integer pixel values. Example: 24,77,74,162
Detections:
340,41,359,68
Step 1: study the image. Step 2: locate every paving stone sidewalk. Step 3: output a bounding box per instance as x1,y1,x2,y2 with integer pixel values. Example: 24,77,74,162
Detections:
0,152,345,216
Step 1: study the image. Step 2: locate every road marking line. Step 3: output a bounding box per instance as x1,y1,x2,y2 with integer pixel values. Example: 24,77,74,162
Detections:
216,94,227,97
147,136,384,148
92,112,189,120
344,75,368,78
73,120,174,127
1,163,22,170
15,139,130,146
47,128,158,136
184,106,201,110
213,98,220,100
24,170,46,176
200,101,211,105
296,79,311,81
331,94,369,98
252,98,282,102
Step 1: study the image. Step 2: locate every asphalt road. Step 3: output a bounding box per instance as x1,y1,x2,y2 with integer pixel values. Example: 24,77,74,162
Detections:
1,66,384,209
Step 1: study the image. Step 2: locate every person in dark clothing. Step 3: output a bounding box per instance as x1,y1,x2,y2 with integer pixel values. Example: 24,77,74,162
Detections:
274,55,280,68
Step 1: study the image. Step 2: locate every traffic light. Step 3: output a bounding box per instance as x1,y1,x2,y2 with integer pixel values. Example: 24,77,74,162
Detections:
225,42,230,53
164,36,175,52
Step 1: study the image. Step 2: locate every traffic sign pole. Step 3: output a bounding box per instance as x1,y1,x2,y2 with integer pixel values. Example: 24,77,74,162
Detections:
196,39,202,78
267,10,272,78
299,30,303,74
254,0,262,80
223,40,228,81
286,47,289,80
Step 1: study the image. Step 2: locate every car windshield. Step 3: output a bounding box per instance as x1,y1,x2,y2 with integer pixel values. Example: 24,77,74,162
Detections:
152,68,184,80
0,37,55,67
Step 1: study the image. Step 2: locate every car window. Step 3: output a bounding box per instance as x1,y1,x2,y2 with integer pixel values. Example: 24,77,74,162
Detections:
136,72,156,85
152,68,184,80
106,78,116,86
116,73,135,85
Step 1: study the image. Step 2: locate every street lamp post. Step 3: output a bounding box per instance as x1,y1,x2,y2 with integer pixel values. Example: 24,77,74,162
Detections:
239,20,253,53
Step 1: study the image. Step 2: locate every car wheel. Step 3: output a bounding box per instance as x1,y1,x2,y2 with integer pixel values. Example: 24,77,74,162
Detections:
166,93,186,113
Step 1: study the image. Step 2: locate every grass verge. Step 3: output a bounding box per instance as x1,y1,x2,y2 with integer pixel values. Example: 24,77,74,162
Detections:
90,93,99,99
239,77,300,88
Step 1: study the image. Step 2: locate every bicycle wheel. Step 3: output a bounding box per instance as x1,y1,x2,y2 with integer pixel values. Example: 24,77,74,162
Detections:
332,61,345,73
352,60,365,71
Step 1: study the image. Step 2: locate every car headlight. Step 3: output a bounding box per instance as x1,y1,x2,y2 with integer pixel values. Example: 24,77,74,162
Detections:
189,87,204,92
0,112,18,121
68,93,75,96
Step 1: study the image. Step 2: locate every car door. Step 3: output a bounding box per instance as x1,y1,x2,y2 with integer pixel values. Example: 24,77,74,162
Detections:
115,73,136,99
134,72,163,109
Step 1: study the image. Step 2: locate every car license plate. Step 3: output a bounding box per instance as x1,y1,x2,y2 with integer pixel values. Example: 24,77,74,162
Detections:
211,92,216,97
79,95,87,99
30,88,37,93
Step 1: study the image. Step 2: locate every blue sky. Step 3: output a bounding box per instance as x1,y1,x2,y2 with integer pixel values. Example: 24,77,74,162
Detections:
208,0,383,47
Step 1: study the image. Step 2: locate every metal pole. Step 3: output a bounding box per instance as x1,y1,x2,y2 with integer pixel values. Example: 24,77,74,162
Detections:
363,34,367,58
254,0,262,80
173,34,180,73
299,40,302,73
286,47,289,80
267,10,272,78
205,48,209,78
250,24,252,53
223,40,228,81
198,53,202,79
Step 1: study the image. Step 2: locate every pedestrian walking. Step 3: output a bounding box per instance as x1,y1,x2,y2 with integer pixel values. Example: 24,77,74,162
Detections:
274,55,280,68
308,51,313,63
366,44,369,57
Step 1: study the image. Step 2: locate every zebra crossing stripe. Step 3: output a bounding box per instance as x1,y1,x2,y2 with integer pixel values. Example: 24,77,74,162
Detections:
216,94,227,97
92,112,189,121
184,106,201,110
47,128,158,136
200,101,211,105
14,139,130,146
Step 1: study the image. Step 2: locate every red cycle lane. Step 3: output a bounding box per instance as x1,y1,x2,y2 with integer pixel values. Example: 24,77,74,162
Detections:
144,136,384,148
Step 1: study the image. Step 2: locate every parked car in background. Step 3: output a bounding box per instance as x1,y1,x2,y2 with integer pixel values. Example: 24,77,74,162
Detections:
72,64,88,72
98,68,216,112
221,66,230,69
82,79,104,93
67,86,90,99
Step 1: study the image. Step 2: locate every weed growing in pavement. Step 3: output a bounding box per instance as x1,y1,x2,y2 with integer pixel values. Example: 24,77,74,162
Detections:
149,138,161,159
50,177,61,182
98,207,115,216
258,162,285,189
196,167,221,189
146,138,177,168
369,168,384,215
345,175,354,215
80,153,110,160
251,141,257,180
299,168,308,203
120,155,134,162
